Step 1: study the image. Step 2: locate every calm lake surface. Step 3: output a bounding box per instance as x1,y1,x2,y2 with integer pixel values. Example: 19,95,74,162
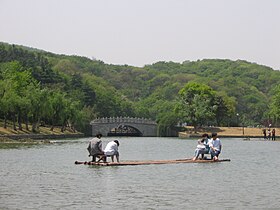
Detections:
1,137,280,209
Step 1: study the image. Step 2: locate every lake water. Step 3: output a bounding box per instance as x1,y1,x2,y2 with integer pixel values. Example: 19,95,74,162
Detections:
1,137,280,209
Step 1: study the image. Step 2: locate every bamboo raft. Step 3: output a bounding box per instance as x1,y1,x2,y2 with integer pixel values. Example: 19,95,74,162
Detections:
75,158,230,166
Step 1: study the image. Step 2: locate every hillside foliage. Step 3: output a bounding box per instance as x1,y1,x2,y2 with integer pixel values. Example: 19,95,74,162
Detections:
0,42,280,136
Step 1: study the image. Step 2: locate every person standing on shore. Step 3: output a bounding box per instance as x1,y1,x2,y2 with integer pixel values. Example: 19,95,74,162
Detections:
272,129,276,141
209,133,222,161
262,128,267,140
267,128,271,140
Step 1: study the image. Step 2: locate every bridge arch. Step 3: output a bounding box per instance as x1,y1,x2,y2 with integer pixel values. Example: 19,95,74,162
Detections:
90,117,157,137
108,124,143,136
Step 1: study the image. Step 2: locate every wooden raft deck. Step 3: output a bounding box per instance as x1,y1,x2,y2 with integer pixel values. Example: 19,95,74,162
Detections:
74,158,230,166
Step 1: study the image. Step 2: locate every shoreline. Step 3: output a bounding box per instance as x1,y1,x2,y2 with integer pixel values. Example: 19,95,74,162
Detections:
178,126,279,139
0,133,85,140
179,133,279,139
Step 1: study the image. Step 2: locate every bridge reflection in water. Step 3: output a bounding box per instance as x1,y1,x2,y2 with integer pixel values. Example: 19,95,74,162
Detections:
90,117,157,137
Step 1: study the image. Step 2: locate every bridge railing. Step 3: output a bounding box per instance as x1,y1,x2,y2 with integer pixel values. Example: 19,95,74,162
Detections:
90,117,157,125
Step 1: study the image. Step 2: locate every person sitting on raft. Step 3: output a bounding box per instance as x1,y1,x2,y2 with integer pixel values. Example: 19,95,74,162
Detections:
87,133,104,162
209,132,222,161
192,133,210,160
104,140,120,163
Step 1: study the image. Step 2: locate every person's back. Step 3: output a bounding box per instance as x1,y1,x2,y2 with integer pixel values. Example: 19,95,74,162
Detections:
88,138,102,154
104,140,120,162
87,133,103,162
104,141,118,155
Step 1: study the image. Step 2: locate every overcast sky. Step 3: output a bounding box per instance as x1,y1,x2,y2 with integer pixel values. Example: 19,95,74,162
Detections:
1,0,279,70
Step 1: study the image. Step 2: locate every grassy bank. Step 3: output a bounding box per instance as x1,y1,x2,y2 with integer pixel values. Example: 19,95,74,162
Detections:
179,126,280,138
0,124,84,148
0,120,84,144
0,120,82,136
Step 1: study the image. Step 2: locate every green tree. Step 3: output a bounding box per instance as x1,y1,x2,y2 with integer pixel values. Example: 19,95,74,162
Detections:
176,82,231,129
29,88,49,132
0,62,37,130
156,101,180,136
269,85,280,125
66,100,84,132
47,91,68,131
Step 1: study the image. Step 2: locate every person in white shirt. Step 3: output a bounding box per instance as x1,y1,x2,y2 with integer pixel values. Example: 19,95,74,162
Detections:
104,140,120,162
192,133,210,160
209,133,222,161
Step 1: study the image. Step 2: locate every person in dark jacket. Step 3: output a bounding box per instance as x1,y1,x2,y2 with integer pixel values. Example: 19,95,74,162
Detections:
87,133,104,162
272,128,276,141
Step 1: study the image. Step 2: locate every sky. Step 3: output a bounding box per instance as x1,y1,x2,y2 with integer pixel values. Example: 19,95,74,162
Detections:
0,0,280,70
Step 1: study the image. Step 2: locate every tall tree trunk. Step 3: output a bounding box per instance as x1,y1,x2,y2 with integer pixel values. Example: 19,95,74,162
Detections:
61,120,67,132
32,122,37,132
193,124,198,133
50,119,54,131
32,122,40,133
36,118,40,132
61,122,65,132
31,115,40,133
18,111,23,131
13,113,17,131
25,115,29,131
71,125,76,133
4,115,7,129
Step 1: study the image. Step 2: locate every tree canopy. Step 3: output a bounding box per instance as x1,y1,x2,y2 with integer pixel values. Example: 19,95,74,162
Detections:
176,82,234,129
1,42,280,135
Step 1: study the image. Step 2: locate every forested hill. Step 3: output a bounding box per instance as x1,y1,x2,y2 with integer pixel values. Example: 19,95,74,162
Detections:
0,42,280,136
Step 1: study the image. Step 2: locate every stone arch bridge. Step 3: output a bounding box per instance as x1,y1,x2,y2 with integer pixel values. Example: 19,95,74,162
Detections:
90,117,157,137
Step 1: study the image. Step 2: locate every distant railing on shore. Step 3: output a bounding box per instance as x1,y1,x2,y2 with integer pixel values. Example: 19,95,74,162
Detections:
90,117,157,125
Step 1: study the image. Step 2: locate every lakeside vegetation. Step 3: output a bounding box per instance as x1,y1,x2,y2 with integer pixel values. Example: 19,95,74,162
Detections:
1,42,280,136
0,119,81,136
